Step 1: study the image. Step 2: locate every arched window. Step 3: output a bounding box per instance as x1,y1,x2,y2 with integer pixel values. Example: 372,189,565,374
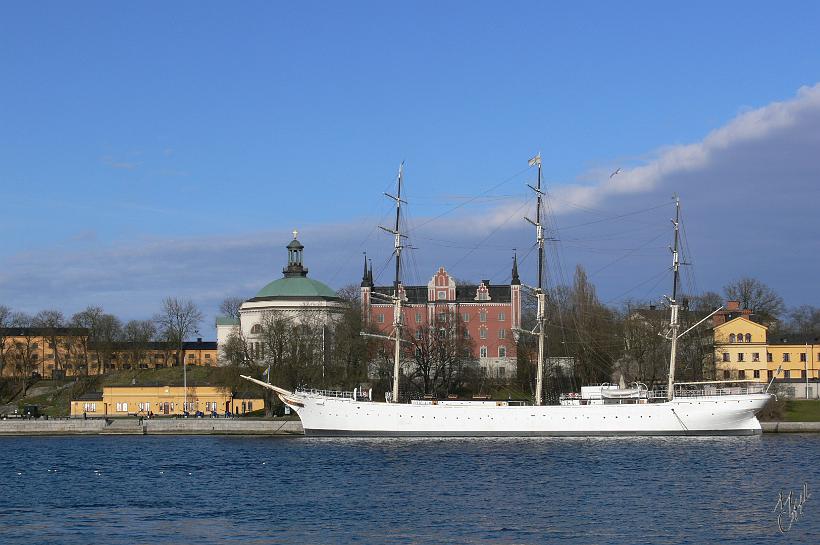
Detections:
729,334,736,343
250,324,262,334
744,333,752,343
738,333,745,342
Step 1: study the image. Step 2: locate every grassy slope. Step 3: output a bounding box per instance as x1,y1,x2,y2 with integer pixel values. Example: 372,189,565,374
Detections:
783,400,820,422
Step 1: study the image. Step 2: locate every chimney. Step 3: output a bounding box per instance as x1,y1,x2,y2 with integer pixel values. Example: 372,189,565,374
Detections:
649,304,656,311
197,337,202,343
726,300,740,311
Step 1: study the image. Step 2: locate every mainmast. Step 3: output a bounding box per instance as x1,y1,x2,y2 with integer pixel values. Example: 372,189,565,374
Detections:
666,197,681,400
381,163,406,403
526,153,547,406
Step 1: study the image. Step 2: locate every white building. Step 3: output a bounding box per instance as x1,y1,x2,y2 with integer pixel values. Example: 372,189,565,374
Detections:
216,233,348,361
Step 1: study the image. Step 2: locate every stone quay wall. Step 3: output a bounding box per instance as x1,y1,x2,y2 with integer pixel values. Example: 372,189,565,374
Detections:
0,418,303,436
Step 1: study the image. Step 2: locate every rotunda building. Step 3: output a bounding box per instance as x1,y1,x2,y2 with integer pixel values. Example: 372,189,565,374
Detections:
216,233,347,361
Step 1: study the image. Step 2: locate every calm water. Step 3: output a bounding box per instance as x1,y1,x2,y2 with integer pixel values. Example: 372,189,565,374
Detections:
0,434,816,544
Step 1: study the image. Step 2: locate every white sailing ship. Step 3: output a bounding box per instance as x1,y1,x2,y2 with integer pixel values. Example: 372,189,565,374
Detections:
243,157,771,436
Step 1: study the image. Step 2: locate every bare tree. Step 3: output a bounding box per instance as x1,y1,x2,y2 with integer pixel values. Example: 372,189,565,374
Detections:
33,310,66,373
93,314,123,373
335,284,361,305
0,305,12,377
689,291,724,313
122,319,157,369
219,296,244,320
9,312,37,392
71,306,104,374
786,305,820,335
405,311,475,397
723,277,785,322
154,297,203,367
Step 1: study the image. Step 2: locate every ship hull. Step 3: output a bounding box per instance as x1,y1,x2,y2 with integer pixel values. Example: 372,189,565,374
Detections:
286,394,770,437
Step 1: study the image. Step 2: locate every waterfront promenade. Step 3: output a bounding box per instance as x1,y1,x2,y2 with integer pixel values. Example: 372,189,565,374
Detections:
1,418,818,435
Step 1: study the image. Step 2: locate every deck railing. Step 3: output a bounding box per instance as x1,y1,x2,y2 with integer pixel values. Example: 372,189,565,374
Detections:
295,388,355,399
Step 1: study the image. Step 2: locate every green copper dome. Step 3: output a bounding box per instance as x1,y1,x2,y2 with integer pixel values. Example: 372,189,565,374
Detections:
250,233,339,300
254,276,339,299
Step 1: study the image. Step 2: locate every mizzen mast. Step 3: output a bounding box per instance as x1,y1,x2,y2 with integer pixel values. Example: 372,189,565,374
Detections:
525,153,547,405
666,196,681,400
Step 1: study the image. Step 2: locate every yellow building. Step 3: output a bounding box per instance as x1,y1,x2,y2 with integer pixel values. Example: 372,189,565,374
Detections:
714,316,819,397
0,327,218,379
70,386,264,417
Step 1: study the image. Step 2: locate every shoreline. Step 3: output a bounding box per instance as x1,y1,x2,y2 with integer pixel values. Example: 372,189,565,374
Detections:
1,419,819,435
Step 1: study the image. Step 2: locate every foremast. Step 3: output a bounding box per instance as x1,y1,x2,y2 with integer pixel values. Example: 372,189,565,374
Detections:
380,163,406,403
526,153,547,406
666,197,681,400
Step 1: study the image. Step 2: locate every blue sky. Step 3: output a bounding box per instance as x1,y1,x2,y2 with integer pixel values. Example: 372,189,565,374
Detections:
2,1,820,329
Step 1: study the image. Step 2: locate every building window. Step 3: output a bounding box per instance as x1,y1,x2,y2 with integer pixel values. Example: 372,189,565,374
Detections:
498,329,506,340
437,312,447,323
115,402,128,412
463,330,470,339
767,352,773,362
480,366,487,376
783,370,790,379
479,346,487,358
438,290,446,300
744,333,751,343
737,353,744,362
415,312,422,323
498,312,505,321
498,367,506,377
722,353,730,362
462,313,469,322
415,329,422,340
729,334,736,343
753,370,760,379
250,324,262,334
377,314,385,323
801,370,807,379
415,346,422,357
723,370,730,379
188,354,195,360
800,352,807,362
83,403,96,412
479,311,487,322
738,370,746,379
498,346,507,358
767,370,773,380
479,329,487,339
783,353,790,362
248,402,253,412
752,353,760,362
205,354,211,360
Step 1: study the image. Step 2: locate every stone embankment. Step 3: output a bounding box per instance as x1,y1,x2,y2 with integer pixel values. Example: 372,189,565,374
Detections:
760,421,820,433
0,418,304,436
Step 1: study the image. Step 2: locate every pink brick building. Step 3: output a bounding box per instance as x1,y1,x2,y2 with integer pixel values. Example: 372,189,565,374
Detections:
361,257,522,377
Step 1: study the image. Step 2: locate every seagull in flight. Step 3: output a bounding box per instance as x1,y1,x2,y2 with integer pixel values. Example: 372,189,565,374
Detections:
609,168,622,178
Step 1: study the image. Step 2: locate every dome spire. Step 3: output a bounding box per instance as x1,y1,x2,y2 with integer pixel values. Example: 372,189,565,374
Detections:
283,231,309,278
